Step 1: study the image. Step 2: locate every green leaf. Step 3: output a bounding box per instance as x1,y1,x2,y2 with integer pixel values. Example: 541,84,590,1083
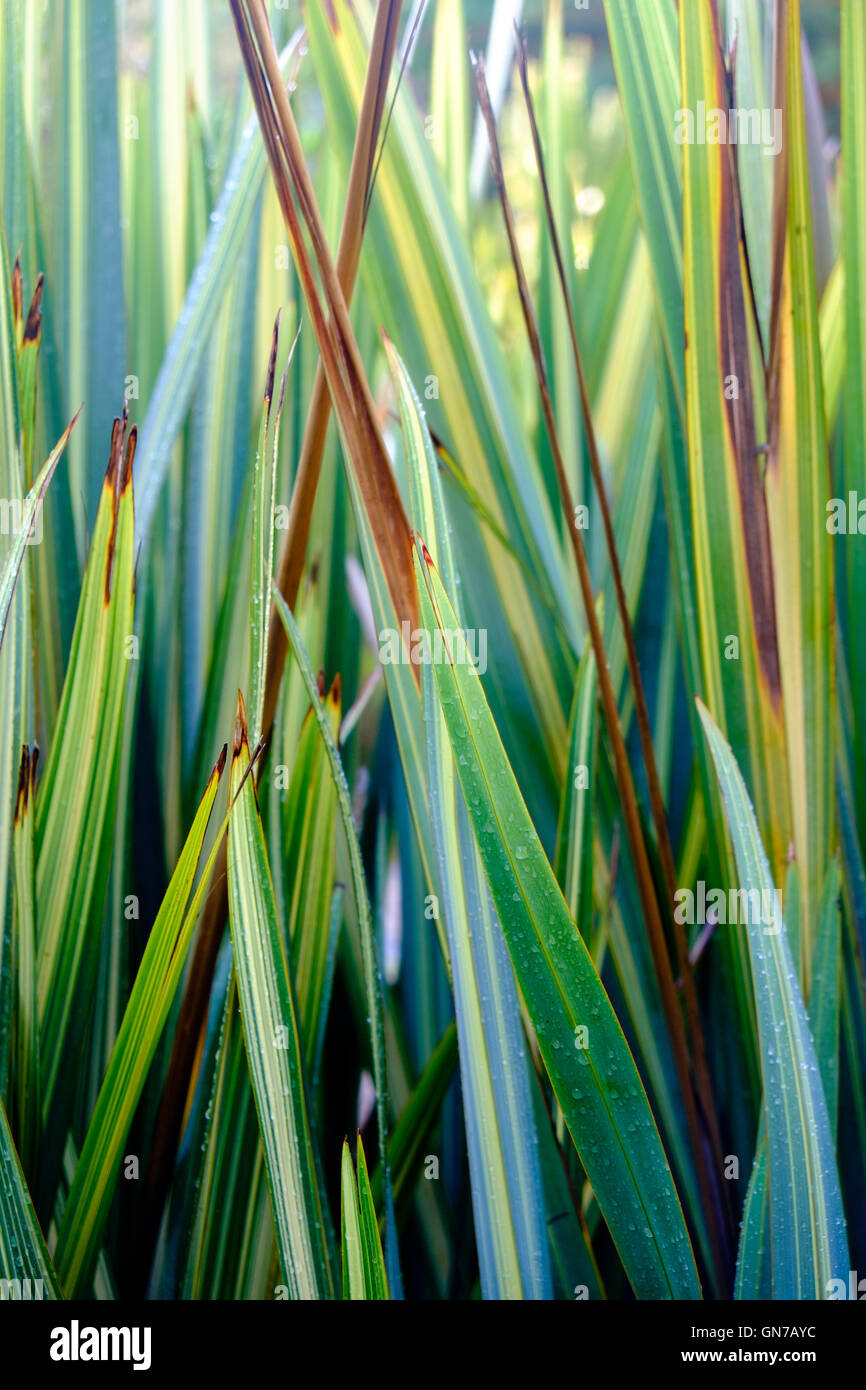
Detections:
306,0,576,793
602,0,683,416
735,1134,770,1300
227,692,334,1300
680,0,788,876
341,1136,388,1300
0,413,75,655
54,751,227,1297
133,34,303,547
842,0,866,835
698,699,849,1298
811,859,842,1141
430,0,469,232
355,1136,388,1299
0,1094,59,1299
249,316,297,746
35,413,136,1204
47,0,125,558
340,1140,365,1300
272,587,401,1295
726,0,774,347
180,967,276,1300
766,0,835,967
0,227,28,1091
11,746,39,1180
283,688,341,1066
554,634,597,927
386,339,551,1300
414,540,700,1300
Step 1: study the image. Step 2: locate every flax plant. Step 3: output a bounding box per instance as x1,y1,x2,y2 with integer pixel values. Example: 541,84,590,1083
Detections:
0,0,861,1303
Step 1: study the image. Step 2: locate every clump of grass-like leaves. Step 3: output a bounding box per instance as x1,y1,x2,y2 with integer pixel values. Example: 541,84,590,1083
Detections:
0,0,861,1302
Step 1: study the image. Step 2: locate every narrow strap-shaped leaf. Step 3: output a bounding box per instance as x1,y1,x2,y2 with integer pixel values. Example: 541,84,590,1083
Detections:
726,0,774,347
680,0,788,875
735,1134,770,1300
355,1137,388,1300
54,752,227,1296
11,746,39,1179
554,634,597,928
811,860,842,1141
341,1136,389,1301
249,317,299,745
133,33,304,547
766,0,835,967
429,0,469,231
602,0,683,416
698,700,849,1297
273,587,401,1296
49,0,125,557
387,339,551,1299
227,693,334,1300
35,413,136,1208
842,0,866,835
415,541,700,1299
0,228,29,1086
0,413,75,654
0,1095,59,1299
283,689,341,1065
305,0,576,777
340,1141,365,1300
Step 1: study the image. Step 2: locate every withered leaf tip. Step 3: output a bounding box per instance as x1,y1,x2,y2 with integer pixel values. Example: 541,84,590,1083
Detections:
23,274,44,343
233,690,249,757
14,745,30,823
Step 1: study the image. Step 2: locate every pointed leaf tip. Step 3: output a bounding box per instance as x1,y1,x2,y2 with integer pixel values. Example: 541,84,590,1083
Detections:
233,691,249,758
265,309,281,411
14,745,30,825
414,533,435,570
122,426,137,492
23,274,44,343
11,256,22,330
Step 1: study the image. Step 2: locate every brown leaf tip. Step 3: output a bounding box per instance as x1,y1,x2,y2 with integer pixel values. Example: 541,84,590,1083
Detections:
217,742,228,778
23,273,44,344
104,406,132,604
14,745,30,825
265,309,281,414
330,671,342,708
316,668,326,699
415,532,436,572
233,690,250,759
104,412,126,491
122,425,137,494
